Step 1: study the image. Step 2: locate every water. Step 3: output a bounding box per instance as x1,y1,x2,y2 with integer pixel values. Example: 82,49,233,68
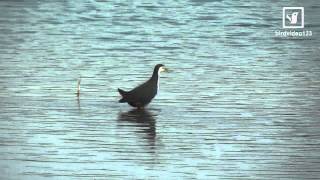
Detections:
0,0,320,179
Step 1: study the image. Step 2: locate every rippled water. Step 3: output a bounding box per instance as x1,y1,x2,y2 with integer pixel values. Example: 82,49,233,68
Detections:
1,0,320,179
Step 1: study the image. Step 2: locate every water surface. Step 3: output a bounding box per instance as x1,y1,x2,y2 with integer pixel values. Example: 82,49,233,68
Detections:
0,0,320,179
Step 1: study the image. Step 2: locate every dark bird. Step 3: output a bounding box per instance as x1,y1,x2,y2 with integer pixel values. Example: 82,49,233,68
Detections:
118,64,167,109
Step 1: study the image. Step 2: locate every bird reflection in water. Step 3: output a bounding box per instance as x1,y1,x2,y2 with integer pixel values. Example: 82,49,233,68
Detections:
117,109,157,150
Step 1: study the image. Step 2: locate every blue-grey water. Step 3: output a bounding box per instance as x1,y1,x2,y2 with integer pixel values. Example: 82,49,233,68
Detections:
0,0,320,179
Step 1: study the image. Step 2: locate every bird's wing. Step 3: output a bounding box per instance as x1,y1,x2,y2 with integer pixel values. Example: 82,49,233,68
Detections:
128,80,156,101
129,81,149,94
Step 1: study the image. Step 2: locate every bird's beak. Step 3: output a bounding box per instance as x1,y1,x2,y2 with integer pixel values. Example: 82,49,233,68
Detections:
160,66,168,73
163,67,168,72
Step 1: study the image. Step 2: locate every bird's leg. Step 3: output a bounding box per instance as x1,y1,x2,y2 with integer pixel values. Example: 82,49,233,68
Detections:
137,105,144,110
135,102,144,110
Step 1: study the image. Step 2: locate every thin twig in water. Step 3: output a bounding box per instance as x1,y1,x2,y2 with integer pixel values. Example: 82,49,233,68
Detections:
76,76,81,97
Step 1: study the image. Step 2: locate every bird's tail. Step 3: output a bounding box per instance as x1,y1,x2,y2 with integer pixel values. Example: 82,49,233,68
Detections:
118,88,128,103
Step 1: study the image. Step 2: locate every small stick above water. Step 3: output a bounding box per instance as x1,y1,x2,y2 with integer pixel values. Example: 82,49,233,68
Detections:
76,76,81,97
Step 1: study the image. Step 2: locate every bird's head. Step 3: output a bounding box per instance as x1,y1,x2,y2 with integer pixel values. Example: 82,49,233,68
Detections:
155,64,167,74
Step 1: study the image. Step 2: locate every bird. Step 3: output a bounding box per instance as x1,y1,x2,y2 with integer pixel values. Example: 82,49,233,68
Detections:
118,64,167,109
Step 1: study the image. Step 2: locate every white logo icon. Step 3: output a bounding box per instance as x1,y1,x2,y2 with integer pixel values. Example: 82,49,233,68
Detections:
283,7,304,28
286,12,299,24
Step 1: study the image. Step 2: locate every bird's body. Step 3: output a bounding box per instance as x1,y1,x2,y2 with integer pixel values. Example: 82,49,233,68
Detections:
118,64,166,109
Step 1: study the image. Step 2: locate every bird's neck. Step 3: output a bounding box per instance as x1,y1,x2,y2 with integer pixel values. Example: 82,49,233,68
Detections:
151,69,161,90
151,68,159,81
